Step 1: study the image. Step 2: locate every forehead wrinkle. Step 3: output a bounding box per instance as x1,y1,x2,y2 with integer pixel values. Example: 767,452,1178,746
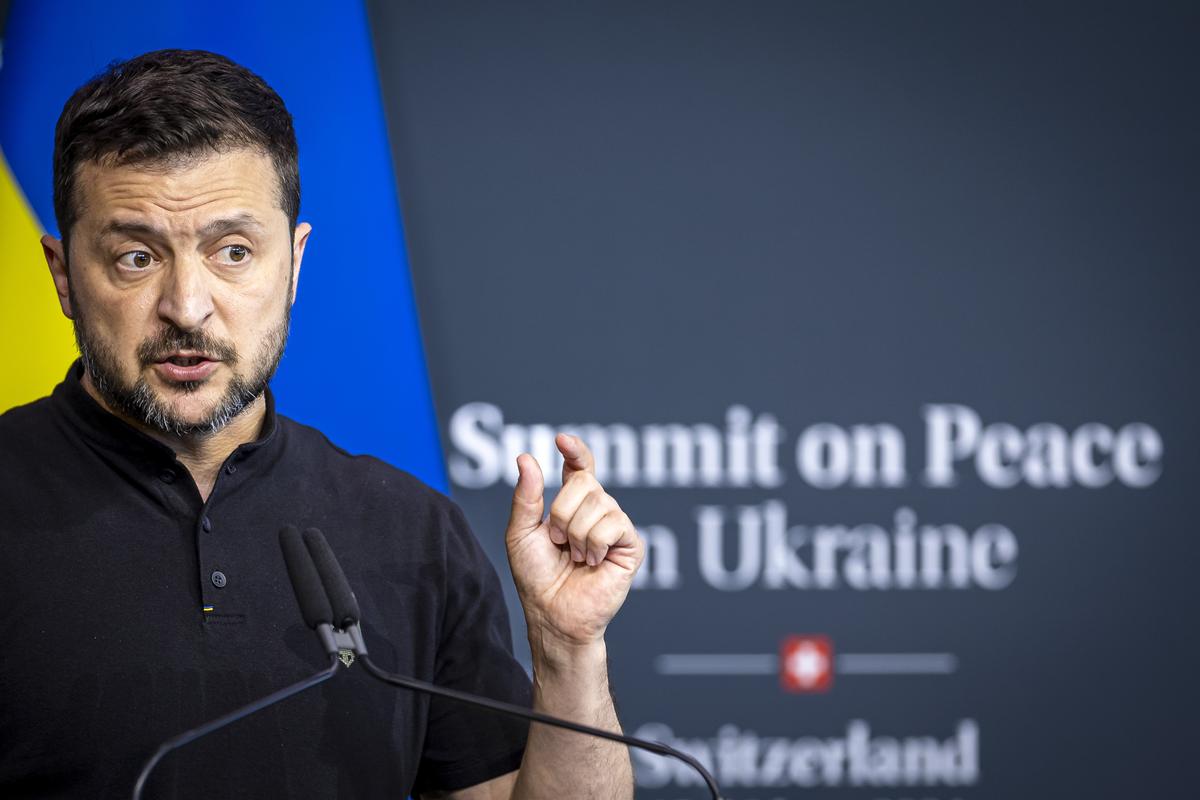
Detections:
78,150,283,223
97,218,169,242
100,184,265,214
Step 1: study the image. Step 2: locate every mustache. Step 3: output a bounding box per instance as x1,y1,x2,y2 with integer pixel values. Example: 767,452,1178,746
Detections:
137,327,239,366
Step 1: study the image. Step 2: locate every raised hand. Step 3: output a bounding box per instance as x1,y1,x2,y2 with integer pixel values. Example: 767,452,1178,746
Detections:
505,434,645,650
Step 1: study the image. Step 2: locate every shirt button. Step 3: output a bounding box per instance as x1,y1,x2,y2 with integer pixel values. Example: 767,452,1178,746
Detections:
211,570,227,588
225,463,237,475
201,516,212,533
159,469,176,484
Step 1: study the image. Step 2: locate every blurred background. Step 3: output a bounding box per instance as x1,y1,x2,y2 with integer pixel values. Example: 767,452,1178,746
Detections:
2,2,1197,797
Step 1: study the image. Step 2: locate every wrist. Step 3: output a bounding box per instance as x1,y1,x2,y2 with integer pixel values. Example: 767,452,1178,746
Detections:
526,621,609,681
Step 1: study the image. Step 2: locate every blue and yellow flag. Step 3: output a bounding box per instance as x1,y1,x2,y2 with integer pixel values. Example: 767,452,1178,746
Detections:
0,0,446,489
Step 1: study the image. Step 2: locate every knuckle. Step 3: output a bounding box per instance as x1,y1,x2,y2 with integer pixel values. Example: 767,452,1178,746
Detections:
569,471,599,490
548,505,570,528
614,512,634,538
566,513,588,537
580,491,604,515
594,525,621,545
567,495,602,535
512,493,539,511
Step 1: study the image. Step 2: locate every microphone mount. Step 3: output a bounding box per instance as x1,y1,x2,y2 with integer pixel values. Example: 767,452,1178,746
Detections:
315,621,367,667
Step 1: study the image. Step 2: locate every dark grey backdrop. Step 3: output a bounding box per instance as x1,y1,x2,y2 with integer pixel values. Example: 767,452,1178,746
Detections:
367,2,1199,797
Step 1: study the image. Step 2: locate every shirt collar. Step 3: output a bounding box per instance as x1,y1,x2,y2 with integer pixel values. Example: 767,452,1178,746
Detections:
52,359,281,466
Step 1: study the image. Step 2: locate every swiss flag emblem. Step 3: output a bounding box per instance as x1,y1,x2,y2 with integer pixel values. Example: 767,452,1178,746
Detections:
780,635,833,693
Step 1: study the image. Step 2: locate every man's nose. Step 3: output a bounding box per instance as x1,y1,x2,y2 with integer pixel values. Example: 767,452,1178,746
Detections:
157,255,215,331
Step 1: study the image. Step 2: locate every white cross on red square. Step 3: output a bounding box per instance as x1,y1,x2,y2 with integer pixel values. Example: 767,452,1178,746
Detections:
780,635,833,693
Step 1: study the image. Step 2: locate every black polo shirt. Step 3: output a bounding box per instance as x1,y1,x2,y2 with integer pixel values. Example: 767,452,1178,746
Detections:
0,363,531,798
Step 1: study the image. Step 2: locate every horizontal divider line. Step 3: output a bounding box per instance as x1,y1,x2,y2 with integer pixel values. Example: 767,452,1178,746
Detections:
655,654,779,675
836,653,958,674
654,652,958,676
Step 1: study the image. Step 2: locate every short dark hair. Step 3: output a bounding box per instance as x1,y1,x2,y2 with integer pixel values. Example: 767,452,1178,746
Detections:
53,49,300,243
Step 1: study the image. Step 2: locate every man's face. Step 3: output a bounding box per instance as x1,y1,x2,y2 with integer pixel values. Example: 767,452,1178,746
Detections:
46,148,310,437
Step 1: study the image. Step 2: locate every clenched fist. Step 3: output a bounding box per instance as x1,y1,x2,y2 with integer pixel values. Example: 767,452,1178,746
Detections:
505,433,645,651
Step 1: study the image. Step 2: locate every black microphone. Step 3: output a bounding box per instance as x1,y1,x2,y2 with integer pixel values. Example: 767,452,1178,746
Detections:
281,523,335,628
129,524,344,800
280,524,367,658
302,526,360,627
289,527,725,800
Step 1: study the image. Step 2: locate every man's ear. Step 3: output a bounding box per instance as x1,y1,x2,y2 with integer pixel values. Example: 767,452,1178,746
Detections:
42,235,74,320
290,222,312,305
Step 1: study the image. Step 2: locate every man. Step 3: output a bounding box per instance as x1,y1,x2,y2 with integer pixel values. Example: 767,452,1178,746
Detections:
0,50,643,798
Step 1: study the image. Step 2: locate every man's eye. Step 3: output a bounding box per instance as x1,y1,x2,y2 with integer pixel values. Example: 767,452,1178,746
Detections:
117,251,154,270
216,244,251,265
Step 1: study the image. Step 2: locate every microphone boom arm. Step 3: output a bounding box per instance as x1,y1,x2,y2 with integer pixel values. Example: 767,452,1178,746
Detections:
355,644,723,800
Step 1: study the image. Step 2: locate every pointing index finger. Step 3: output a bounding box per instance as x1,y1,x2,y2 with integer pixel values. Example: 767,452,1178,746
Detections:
557,433,595,479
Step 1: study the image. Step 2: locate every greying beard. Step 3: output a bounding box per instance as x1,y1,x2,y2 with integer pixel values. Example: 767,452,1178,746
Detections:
73,306,290,439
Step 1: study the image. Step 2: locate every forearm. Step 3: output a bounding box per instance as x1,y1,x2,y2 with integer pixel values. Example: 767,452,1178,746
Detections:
510,637,634,800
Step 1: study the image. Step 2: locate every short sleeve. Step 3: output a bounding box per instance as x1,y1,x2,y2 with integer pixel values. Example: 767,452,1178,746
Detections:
411,503,532,795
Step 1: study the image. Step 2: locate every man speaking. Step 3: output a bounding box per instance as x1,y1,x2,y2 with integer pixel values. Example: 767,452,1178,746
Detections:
0,50,643,798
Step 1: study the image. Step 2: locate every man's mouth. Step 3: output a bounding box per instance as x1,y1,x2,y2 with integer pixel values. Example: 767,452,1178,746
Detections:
152,353,222,382
162,355,212,367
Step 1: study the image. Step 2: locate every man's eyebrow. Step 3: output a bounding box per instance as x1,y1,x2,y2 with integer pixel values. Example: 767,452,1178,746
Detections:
197,214,267,239
98,220,168,241
96,215,267,242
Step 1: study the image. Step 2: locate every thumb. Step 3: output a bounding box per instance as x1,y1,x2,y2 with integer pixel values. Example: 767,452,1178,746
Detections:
507,453,545,535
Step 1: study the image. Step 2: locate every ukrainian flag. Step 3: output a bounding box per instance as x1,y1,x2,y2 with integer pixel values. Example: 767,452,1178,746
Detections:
0,0,446,490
